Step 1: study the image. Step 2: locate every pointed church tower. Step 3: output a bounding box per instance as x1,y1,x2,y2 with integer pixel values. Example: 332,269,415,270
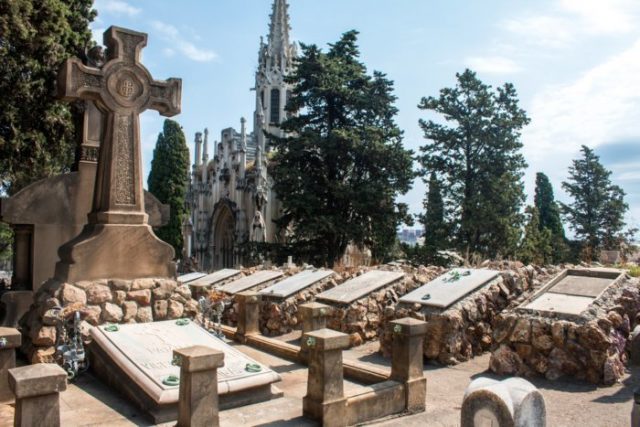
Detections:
254,0,296,157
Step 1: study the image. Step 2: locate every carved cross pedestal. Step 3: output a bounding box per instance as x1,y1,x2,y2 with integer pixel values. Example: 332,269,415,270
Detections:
55,26,182,282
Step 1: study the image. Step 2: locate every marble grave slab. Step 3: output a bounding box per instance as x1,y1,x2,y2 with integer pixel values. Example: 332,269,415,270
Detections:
188,269,241,290
90,319,281,422
523,293,595,316
316,270,404,304
547,275,614,298
259,269,334,299
220,270,284,295
177,272,206,284
399,268,500,309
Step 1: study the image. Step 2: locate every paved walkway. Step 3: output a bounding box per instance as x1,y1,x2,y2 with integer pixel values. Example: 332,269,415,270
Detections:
0,340,636,426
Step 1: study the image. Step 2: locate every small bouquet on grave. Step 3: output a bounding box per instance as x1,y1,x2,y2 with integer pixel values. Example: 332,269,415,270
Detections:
207,289,226,303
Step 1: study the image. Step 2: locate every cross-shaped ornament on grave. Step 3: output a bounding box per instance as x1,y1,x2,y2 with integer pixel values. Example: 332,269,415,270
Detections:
54,26,180,282
58,26,181,225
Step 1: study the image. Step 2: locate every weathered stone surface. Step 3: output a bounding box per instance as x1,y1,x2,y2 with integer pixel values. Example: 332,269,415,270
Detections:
510,318,531,343
114,291,126,305
489,345,522,375
153,300,168,320
31,325,56,347
101,302,123,323
136,306,153,323
168,300,184,319
122,301,138,322
132,278,156,291
109,279,131,292
61,284,86,305
127,289,151,305
83,305,102,325
86,284,112,304
152,280,177,300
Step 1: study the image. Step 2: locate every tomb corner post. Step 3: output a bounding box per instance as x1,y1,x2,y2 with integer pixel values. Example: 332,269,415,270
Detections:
235,292,261,342
302,328,348,427
390,317,427,413
9,363,67,427
0,328,21,402
174,346,225,427
299,302,332,363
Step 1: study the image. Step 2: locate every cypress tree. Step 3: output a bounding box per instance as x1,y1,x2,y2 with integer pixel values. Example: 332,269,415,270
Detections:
148,119,190,259
534,172,568,262
561,145,629,260
419,172,447,261
519,206,552,265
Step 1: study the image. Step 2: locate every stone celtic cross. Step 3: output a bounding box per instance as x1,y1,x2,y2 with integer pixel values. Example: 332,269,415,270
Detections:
58,26,181,225
55,26,181,282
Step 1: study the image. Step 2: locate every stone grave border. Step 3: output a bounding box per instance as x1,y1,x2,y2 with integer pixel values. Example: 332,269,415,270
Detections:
515,268,626,321
490,268,638,385
379,266,560,365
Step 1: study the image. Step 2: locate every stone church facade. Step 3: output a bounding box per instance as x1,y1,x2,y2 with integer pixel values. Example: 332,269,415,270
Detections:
187,0,296,271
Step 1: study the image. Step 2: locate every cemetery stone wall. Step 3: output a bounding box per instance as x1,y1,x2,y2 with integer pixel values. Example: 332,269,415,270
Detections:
379,263,560,364
19,277,198,363
490,274,640,385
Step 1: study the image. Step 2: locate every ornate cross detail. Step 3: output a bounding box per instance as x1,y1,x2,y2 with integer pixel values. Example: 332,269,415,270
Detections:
58,26,181,225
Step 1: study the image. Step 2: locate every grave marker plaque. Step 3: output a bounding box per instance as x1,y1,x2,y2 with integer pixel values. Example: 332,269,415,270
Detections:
90,319,280,423
315,270,404,305
400,269,500,309
220,271,284,295
259,269,334,299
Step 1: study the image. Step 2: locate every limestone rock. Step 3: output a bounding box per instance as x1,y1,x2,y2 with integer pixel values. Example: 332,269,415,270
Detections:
32,346,56,364
152,280,177,300
168,300,184,319
31,325,56,346
136,306,153,323
153,300,168,320
122,301,138,322
61,284,87,305
510,318,531,343
489,345,522,375
101,302,123,323
132,278,155,290
127,289,151,305
86,284,112,304
114,290,126,305
109,279,131,291
83,305,102,325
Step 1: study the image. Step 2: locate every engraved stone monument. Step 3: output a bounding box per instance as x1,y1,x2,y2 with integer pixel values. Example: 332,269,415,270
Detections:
55,26,182,282
90,319,281,423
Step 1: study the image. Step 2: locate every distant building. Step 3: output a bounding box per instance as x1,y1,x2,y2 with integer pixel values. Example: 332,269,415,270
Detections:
187,0,295,270
397,228,424,246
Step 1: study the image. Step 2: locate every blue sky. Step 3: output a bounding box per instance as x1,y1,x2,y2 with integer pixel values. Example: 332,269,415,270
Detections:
91,0,640,233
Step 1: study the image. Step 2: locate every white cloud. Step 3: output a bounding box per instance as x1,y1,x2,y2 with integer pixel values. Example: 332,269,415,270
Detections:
522,38,640,182
503,15,574,49
464,56,522,74
94,0,141,16
559,0,635,35
151,21,217,62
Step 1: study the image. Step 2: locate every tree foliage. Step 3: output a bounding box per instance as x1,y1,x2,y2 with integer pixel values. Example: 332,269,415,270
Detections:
561,145,629,259
417,171,448,263
148,119,190,260
418,69,529,259
519,206,552,265
534,172,568,262
0,0,95,195
270,31,414,266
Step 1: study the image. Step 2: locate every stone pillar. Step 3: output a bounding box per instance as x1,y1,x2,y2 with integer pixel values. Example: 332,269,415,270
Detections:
0,328,21,402
174,346,225,427
235,292,261,342
389,318,427,413
9,363,67,427
300,302,331,334
302,328,349,427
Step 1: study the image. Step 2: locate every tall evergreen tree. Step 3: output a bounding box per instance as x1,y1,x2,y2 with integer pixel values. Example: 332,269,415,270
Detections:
534,172,568,262
418,69,530,259
148,120,190,260
519,206,552,265
270,31,414,266
561,145,629,259
0,0,95,195
419,172,447,260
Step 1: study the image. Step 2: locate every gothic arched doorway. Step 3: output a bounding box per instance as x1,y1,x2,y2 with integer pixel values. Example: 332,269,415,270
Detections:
211,204,236,269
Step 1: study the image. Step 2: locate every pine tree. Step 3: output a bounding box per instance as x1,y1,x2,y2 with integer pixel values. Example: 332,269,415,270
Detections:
561,145,629,260
0,0,95,195
534,172,568,262
270,31,414,266
419,172,447,261
418,69,530,259
519,206,552,265
148,120,190,260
